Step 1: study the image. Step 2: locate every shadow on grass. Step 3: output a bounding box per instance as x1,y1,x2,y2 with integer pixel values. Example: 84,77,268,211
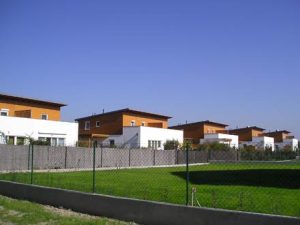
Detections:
171,169,300,189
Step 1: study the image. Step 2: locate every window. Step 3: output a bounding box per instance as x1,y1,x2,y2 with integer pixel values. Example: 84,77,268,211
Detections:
7,136,14,145
207,129,214,134
84,121,90,130
51,138,57,146
58,138,65,146
109,139,115,147
158,141,161,148
152,140,156,149
148,140,161,150
96,121,100,127
0,109,9,116
141,122,146,126
41,114,48,120
131,120,136,126
38,137,51,145
17,137,25,145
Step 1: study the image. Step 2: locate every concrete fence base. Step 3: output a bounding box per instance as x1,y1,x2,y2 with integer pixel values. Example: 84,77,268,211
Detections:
0,181,299,225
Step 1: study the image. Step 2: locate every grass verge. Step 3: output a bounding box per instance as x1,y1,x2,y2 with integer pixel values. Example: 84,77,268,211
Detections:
0,195,136,225
1,162,300,217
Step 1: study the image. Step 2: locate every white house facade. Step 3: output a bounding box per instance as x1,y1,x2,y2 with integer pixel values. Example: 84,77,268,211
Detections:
102,126,184,150
240,136,275,150
0,116,78,146
275,138,299,151
200,133,239,148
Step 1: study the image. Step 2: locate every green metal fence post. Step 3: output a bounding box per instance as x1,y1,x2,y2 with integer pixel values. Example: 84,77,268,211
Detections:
64,146,68,169
185,146,189,205
28,144,31,170
92,141,96,193
30,144,34,184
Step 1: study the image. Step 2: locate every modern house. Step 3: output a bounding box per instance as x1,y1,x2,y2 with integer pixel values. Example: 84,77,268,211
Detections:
229,126,274,150
169,120,239,149
0,93,78,146
265,130,298,151
75,108,183,149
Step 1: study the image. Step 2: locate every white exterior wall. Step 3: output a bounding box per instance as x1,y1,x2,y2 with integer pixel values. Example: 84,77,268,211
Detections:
200,133,239,148
275,139,299,151
103,126,183,150
139,126,183,149
104,127,141,148
0,116,78,146
240,136,275,150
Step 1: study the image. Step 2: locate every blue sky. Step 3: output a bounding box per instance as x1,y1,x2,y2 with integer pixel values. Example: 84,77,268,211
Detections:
1,0,300,137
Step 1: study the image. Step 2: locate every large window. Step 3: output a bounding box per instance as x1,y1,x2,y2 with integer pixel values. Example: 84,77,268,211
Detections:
84,121,90,130
58,138,65,146
148,140,161,150
7,136,14,145
17,137,25,145
0,109,9,116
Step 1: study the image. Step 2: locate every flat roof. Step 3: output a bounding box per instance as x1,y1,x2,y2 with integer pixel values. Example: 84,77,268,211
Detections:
229,126,265,132
265,130,291,135
0,92,66,107
169,120,228,129
75,108,172,121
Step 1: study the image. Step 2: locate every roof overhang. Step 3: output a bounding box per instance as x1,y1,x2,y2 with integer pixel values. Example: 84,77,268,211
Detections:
0,93,66,107
75,108,171,121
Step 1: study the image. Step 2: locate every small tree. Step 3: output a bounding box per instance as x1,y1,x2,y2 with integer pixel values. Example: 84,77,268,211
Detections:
181,140,193,150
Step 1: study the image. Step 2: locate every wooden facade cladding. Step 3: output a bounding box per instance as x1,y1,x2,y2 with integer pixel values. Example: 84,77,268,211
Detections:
265,131,291,142
76,109,170,139
229,127,265,142
122,113,168,128
0,96,63,121
169,121,228,145
78,112,124,137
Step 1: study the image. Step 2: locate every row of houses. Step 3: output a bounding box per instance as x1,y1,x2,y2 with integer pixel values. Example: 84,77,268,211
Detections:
0,93,298,151
170,122,298,151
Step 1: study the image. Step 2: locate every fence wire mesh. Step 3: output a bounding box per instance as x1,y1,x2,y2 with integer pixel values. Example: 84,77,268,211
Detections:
0,143,299,217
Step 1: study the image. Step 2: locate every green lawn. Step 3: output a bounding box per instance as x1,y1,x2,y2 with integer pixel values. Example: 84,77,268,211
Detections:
1,161,300,217
0,195,135,225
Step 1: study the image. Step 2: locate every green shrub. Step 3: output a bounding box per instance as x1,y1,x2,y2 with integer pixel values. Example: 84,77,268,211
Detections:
77,140,90,148
197,142,232,151
240,145,296,161
32,140,50,146
282,145,293,152
164,140,180,150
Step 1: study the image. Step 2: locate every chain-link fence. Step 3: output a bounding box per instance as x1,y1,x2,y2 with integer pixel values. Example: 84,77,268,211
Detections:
0,143,299,217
